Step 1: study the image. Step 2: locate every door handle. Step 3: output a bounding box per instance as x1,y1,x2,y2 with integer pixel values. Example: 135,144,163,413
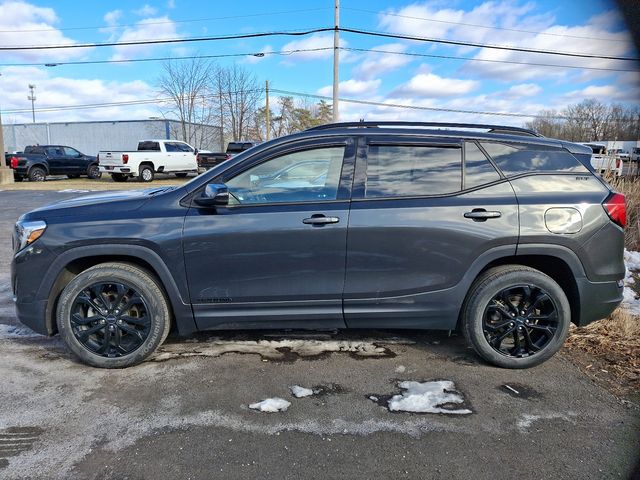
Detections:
303,214,340,226
464,209,502,222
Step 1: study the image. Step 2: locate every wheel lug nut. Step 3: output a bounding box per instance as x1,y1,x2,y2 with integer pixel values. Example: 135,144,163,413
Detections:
511,313,515,317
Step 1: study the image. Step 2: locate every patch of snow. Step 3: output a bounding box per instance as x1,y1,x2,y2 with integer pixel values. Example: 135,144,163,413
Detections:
249,397,291,413
368,395,379,402
394,365,406,373
0,324,41,339
153,337,407,362
622,249,640,315
387,380,472,415
290,385,314,398
58,189,91,193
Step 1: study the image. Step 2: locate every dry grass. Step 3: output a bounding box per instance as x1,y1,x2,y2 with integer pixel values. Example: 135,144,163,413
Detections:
602,172,640,250
566,309,640,396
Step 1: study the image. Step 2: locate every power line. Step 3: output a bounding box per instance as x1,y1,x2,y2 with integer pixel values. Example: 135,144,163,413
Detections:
271,88,568,119
339,27,640,61
343,7,629,43
0,7,330,33
1,26,637,62
342,47,640,73
0,47,334,67
0,27,334,51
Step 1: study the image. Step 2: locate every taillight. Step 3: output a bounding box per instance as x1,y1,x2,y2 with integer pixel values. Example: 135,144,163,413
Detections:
225,154,231,160
96,154,100,164
603,192,626,228
196,154,200,165
122,154,129,164
10,156,18,169
616,157,621,169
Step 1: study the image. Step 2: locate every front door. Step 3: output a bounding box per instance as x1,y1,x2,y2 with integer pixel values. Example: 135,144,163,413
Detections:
183,137,355,330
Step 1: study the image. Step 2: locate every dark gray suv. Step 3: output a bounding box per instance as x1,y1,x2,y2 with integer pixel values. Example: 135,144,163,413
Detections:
12,122,626,368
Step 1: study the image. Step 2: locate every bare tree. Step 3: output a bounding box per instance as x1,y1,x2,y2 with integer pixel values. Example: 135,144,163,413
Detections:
157,57,220,149
215,65,261,141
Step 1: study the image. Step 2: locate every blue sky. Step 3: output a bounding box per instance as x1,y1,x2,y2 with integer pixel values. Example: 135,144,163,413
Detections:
0,0,637,125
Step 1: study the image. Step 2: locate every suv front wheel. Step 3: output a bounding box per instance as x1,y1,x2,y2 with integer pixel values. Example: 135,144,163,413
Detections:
462,266,570,369
56,262,171,368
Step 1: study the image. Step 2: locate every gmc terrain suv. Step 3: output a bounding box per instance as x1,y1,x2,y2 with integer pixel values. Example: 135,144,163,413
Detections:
12,122,626,368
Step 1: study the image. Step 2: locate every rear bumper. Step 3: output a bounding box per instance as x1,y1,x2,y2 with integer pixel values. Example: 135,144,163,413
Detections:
575,277,624,326
100,166,132,174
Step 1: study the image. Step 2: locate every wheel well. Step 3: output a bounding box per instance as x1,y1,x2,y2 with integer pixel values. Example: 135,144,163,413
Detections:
139,161,154,171
29,164,48,174
46,255,175,335
478,255,580,326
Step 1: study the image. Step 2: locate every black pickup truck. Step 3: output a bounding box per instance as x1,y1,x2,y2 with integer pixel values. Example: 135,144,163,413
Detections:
7,145,100,182
196,141,259,173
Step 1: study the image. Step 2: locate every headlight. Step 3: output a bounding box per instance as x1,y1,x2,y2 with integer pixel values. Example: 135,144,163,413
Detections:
14,220,47,252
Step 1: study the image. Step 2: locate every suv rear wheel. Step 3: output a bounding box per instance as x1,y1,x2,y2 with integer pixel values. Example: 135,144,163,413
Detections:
462,266,570,369
56,263,171,368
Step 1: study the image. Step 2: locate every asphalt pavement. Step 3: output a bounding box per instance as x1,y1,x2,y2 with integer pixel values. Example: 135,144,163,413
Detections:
0,190,638,480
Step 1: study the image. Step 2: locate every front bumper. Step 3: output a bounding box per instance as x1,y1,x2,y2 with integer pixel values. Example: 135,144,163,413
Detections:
14,298,50,335
575,277,624,326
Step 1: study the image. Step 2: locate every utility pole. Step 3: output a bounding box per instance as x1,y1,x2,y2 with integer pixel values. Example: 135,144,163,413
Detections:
332,0,340,122
28,84,36,123
218,82,224,151
265,80,270,141
0,74,14,184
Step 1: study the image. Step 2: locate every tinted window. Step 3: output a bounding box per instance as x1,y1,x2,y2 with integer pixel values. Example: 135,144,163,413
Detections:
465,142,501,189
226,146,344,205
138,141,160,151
481,142,588,176
165,142,180,152
63,147,80,156
365,145,462,198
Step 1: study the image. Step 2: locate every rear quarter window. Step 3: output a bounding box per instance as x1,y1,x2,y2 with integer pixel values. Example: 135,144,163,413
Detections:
480,142,588,176
138,141,160,151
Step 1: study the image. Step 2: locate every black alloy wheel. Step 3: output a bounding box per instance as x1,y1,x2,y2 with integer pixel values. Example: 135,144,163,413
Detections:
70,282,151,358
482,285,559,358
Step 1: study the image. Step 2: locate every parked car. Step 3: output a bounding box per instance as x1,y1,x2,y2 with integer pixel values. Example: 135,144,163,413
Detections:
581,143,622,177
98,139,198,182
6,145,100,182
631,147,640,162
12,121,625,369
226,141,259,157
611,148,630,162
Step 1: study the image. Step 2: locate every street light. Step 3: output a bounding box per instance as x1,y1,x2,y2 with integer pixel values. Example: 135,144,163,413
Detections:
28,84,36,123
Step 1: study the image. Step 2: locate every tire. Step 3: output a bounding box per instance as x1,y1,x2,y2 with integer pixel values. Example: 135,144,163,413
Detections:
86,164,101,179
138,165,154,182
56,262,171,368
461,265,571,369
28,166,46,182
175,172,188,178
111,173,129,182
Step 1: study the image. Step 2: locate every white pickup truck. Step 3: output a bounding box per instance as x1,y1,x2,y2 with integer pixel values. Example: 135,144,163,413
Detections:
581,143,622,177
98,139,198,182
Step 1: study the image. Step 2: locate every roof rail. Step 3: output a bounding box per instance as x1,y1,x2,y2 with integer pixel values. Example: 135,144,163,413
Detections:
305,121,542,137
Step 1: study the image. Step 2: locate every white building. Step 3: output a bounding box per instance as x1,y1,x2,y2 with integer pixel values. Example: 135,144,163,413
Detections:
2,119,222,155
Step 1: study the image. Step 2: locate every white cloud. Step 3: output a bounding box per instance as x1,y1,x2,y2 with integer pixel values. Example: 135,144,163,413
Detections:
134,4,158,17
563,84,640,102
317,79,381,97
103,9,122,26
352,43,413,80
167,0,175,8
393,72,479,97
0,1,88,62
109,16,182,61
502,83,543,98
0,66,158,124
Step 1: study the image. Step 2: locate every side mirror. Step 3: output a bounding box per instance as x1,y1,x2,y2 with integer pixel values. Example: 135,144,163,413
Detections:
194,183,229,207
194,148,199,155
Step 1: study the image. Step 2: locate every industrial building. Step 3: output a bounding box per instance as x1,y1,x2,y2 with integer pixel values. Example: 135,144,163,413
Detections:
2,119,222,155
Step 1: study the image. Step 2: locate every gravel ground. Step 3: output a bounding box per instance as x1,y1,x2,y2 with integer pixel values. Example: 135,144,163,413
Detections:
0,190,638,480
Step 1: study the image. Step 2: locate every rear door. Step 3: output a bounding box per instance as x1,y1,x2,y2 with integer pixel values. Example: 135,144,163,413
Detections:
45,147,66,174
343,137,519,329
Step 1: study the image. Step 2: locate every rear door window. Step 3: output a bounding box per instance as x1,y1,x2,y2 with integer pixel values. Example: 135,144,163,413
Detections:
364,144,462,198
464,142,501,189
480,142,588,176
